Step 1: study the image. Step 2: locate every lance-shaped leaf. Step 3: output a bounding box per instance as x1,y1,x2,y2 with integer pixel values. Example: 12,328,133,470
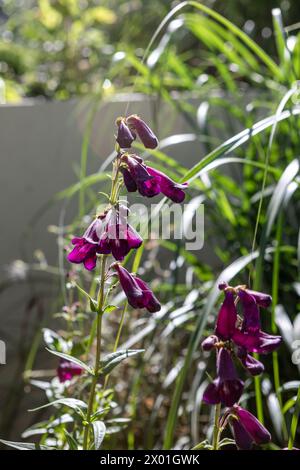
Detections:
92,421,106,450
46,348,94,375
100,349,144,375
73,282,98,312
0,439,51,450
29,398,87,418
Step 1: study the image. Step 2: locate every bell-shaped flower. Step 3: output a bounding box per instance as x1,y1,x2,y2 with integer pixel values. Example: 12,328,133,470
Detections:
121,155,160,197
67,217,105,271
232,328,281,354
57,359,83,383
100,208,143,261
146,166,188,203
121,155,188,202
230,405,271,449
113,263,161,313
233,289,281,354
116,119,136,148
203,348,244,407
213,285,281,355
126,115,158,149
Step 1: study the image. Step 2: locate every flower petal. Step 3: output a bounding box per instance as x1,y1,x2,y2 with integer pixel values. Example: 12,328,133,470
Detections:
235,406,271,445
245,289,272,308
238,289,260,332
232,329,281,354
203,380,220,405
231,418,253,450
215,291,237,340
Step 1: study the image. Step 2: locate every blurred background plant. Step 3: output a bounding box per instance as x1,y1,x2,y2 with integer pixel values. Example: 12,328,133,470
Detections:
0,0,299,101
0,0,300,451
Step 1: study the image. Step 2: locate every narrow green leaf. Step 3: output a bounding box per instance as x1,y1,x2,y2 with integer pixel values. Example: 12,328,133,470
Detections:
29,398,87,413
100,349,144,375
73,282,98,313
0,439,50,450
46,348,94,375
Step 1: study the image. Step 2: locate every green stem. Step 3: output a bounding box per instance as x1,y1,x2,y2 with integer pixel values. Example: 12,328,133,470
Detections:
102,302,128,392
212,403,221,450
82,256,107,450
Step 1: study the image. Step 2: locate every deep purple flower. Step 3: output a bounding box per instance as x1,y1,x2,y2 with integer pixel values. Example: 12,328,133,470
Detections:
203,348,244,407
233,289,281,354
67,217,105,271
116,119,136,148
231,405,271,449
146,166,188,203
219,283,272,308
232,328,281,354
126,115,158,149
213,285,281,355
57,359,82,383
237,347,264,376
121,155,188,202
243,289,272,308
101,208,143,261
113,263,161,313
121,155,160,197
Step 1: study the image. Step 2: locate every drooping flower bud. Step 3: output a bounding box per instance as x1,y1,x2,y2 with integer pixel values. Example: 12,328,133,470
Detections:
126,115,158,149
116,118,136,148
67,217,106,271
113,264,161,313
231,406,271,449
201,335,218,351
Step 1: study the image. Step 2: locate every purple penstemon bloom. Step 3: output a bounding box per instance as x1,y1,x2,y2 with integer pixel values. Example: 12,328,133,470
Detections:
203,348,244,407
232,288,281,354
121,154,160,197
215,285,281,356
230,405,271,449
113,263,161,313
121,154,188,202
57,359,83,383
116,118,136,149
126,114,158,149
146,166,188,203
67,216,106,271
100,208,143,262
